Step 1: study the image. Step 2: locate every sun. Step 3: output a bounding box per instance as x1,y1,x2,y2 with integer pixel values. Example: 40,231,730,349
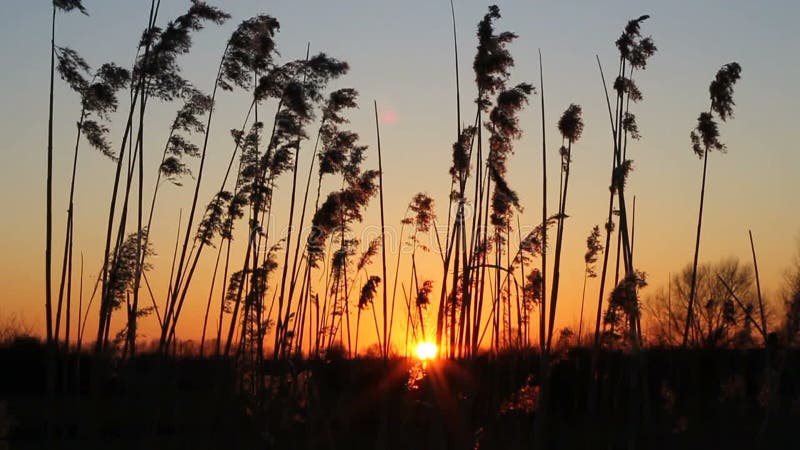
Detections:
414,342,437,361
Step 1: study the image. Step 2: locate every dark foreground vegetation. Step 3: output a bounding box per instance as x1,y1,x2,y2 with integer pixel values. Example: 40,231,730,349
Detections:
2,340,799,449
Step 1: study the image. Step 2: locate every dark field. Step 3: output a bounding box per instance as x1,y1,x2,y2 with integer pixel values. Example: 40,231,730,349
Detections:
2,340,798,449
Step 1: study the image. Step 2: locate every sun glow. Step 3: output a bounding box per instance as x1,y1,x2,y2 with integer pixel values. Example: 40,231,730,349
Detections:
414,342,437,361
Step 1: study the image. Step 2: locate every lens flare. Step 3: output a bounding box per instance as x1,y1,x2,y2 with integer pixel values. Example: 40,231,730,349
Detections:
414,342,437,361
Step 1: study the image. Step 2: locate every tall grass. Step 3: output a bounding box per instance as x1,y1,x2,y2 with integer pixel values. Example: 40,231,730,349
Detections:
30,2,773,376
97,1,229,353
47,0,88,350
433,5,535,358
682,62,742,346
592,16,656,348
578,225,602,344
546,104,583,351
53,49,129,350
290,88,359,356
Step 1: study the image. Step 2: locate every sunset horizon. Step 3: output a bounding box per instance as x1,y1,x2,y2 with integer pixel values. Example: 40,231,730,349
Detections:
1,1,798,448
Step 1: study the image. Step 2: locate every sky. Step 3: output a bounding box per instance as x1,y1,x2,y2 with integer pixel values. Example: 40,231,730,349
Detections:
0,0,798,352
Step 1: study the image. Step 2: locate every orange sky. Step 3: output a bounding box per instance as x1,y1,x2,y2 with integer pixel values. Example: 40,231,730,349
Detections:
1,1,799,354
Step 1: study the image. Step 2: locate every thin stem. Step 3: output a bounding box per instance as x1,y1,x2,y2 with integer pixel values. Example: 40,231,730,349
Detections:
593,55,618,348
749,230,767,338
45,5,56,347
374,100,389,360
538,49,548,355
161,44,228,351
683,146,710,347
547,140,572,352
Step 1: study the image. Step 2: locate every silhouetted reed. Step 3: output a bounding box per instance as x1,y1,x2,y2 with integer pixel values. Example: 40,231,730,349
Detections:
434,4,534,359
46,0,89,352
103,228,154,352
159,13,298,356
272,80,354,359
306,134,379,356
604,270,647,345
683,62,742,347
282,89,360,357
546,104,583,351
593,15,657,351
400,193,436,345
53,49,130,351
356,275,381,357
132,2,229,352
578,225,603,344
95,0,228,354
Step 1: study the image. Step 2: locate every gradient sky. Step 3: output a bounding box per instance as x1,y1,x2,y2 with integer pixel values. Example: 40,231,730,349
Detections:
1,0,798,351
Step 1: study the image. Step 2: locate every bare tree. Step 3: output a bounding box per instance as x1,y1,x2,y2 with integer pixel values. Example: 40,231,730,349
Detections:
647,258,760,348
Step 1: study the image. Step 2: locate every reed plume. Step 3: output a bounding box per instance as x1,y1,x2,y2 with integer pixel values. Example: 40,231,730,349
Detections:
578,226,603,344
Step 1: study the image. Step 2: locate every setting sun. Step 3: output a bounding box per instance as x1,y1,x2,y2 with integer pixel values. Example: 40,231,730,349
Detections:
414,342,438,361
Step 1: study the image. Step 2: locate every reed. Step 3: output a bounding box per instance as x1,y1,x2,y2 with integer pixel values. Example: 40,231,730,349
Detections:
53,48,129,350
578,225,603,345
682,62,742,347
47,0,88,350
